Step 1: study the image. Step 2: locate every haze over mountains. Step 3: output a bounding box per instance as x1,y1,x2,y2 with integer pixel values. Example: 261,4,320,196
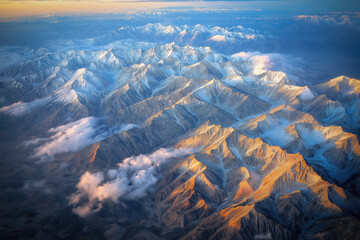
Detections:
0,9,360,240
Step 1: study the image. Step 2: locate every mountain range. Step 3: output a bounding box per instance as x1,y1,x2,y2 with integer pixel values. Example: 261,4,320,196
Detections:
0,24,360,240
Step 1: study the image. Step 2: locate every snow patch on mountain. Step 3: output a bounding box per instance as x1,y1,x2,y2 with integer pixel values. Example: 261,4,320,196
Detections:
299,86,315,100
261,120,296,148
296,125,326,148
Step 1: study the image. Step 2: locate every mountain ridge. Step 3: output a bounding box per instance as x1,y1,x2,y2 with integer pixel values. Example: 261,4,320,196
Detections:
0,37,360,239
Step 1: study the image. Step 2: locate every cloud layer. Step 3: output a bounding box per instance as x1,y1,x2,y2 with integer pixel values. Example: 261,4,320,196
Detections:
69,148,193,217
0,97,50,117
26,117,137,161
233,51,304,78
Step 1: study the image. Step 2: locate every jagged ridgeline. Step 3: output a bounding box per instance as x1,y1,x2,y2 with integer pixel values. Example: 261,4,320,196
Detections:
0,32,360,239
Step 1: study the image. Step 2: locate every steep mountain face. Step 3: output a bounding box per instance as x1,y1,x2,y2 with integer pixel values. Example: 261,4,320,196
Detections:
0,24,360,240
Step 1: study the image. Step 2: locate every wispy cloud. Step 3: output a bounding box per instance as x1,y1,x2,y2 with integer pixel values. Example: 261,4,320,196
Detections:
69,148,193,217
233,51,304,78
25,117,137,161
0,97,50,117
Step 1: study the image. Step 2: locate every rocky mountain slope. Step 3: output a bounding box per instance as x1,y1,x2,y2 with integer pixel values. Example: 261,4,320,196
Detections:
0,25,360,240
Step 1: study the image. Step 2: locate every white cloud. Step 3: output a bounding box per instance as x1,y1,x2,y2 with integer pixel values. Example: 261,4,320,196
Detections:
208,35,226,42
0,97,50,117
27,117,137,161
249,54,273,75
69,148,193,217
232,51,304,77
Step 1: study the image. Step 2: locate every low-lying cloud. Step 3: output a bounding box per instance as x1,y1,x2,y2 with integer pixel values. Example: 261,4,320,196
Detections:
69,148,193,217
233,51,304,79
26,117,137,161
0,97,50,117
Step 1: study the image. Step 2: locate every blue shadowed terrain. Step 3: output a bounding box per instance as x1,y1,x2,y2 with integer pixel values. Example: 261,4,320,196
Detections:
1,9,359,84
1,6,360,240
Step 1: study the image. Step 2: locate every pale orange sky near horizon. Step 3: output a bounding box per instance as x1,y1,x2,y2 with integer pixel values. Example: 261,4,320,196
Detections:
0,1,203,19
0,1,225,19
0,1,300,20
0,0,358,20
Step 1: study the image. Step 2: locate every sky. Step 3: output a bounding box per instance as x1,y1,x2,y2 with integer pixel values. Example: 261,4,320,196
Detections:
0,0,359,19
